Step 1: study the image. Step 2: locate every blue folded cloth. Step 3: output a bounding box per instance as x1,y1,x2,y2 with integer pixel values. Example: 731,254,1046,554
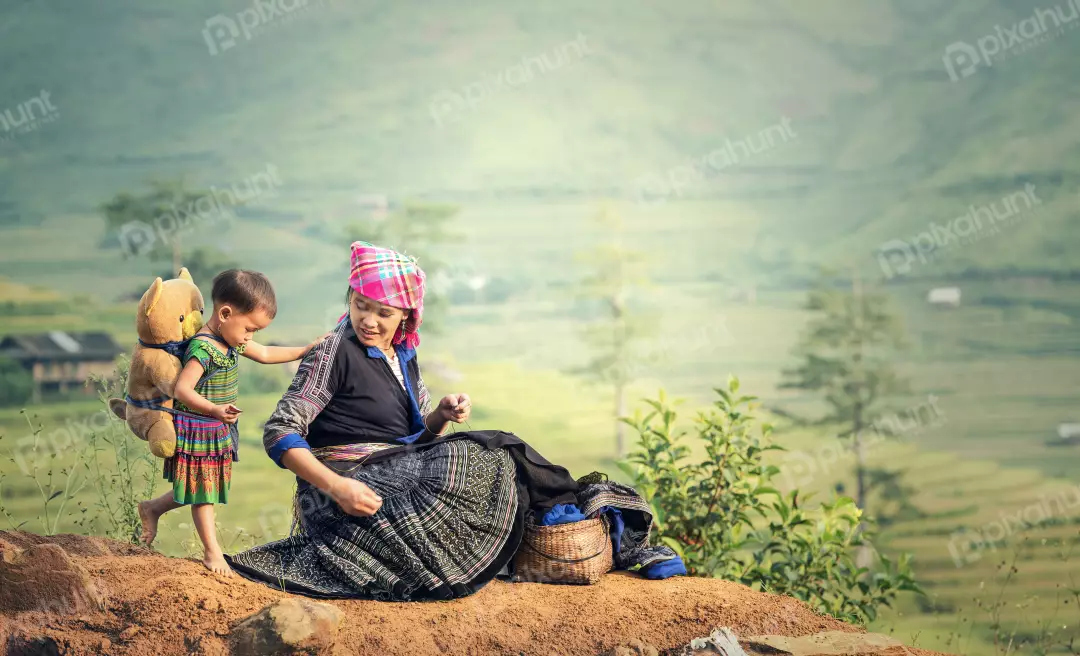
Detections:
601,506,624,554
641,556,687,580
539,503,587,526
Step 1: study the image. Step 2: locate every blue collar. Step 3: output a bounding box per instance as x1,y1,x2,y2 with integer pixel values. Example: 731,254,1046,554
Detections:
364,344,416,363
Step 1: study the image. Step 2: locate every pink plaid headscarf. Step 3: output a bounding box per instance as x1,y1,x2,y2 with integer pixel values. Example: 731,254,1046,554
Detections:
346,241,426,349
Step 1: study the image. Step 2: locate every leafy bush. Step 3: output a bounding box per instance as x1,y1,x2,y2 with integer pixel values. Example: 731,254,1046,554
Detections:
0,355,34,407
618,377,922,625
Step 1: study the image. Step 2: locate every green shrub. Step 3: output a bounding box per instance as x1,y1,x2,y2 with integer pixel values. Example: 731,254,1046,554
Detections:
618,377,922,625
0,356,34,407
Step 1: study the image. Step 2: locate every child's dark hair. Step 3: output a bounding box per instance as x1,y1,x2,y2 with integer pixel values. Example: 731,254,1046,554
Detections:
212,269,278,319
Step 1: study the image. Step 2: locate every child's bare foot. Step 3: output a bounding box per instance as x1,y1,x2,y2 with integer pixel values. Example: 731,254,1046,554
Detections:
138,501,159,546
203,551,233,577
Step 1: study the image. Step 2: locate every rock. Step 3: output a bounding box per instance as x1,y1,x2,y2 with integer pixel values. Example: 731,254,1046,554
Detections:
678,628,750,656
0,544,105,615
98,637,112,650
230,598,345,655
119,626,140,640
741,631,907,655
604,640,660,656
4,635,62,656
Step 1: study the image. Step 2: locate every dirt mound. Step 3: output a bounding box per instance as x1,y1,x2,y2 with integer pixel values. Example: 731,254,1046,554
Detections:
0,532,940,656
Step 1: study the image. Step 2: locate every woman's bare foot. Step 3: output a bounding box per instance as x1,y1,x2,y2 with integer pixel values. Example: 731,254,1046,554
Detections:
203,550,233,576
138,501,159,546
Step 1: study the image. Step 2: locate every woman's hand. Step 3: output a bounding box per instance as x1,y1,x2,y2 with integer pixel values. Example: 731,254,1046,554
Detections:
210,403,242,424
436,393,471,424
329,477,383,517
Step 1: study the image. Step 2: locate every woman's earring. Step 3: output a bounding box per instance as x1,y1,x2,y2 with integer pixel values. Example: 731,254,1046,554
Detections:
399,321,407,339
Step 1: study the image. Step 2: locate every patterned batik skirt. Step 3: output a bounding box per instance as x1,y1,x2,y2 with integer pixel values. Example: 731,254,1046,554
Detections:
162,414,235,505
228,439,520,600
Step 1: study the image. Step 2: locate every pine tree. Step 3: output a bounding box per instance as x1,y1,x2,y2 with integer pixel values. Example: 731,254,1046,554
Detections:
781,271,908,516
573,202,651,456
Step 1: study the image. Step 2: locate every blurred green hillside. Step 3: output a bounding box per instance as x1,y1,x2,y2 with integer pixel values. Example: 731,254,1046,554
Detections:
2,0,1080,653
1,0,1077,281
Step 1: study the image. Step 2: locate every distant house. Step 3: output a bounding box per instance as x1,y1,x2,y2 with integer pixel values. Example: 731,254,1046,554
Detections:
0,331,124,402
1059,423,1080,441
1047,422,1080,447
927,287,961,308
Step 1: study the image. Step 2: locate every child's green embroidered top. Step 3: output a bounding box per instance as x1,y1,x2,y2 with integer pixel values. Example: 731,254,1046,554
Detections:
163,337,246,505
176,339,245,411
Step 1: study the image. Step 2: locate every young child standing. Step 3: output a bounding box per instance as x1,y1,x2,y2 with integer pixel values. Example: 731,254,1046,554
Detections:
138,269,326,576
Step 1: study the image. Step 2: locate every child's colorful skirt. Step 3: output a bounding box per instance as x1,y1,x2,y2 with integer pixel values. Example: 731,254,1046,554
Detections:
163,415,236,505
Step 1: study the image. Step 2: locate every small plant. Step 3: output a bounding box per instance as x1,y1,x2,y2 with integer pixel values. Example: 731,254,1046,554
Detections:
0,357,159,543
0,410,90,535
79,357,158,543
967,532,1080,656
618,377,922,625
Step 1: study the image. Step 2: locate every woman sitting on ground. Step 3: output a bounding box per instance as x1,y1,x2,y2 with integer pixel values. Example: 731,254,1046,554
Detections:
228,241,678,599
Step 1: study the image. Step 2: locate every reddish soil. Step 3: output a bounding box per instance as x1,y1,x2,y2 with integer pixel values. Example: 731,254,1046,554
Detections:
0,532,941,655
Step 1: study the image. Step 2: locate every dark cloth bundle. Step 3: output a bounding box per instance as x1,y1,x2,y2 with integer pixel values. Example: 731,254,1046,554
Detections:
228,430,678,600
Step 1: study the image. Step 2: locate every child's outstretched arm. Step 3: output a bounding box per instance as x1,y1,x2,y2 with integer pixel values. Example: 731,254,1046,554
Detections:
174,359,241,423
243,332,331,365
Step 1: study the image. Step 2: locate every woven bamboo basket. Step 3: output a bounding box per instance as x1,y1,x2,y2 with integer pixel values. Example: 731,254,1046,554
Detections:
512,515,613,585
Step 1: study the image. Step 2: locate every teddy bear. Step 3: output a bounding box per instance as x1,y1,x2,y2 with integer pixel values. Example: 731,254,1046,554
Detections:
109,268,205,458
